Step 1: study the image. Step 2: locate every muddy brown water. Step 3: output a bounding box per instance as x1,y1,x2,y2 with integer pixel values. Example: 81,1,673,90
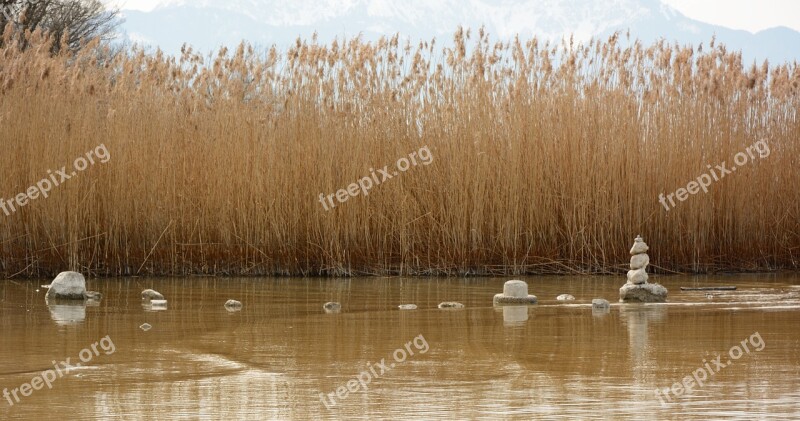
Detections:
1,274,799,420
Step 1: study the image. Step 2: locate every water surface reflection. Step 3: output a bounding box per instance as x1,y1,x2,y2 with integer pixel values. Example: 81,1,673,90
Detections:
1,275,799,419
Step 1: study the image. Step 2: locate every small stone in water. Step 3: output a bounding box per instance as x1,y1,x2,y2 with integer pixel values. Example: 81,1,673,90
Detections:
141,289,164,300
323,302,341,313
398,304,417,310
557,294,576,301
140,323,152,331
149,299,168,310
224,299,243,311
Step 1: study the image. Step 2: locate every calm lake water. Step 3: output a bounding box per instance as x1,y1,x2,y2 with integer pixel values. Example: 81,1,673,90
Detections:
1,274,799,420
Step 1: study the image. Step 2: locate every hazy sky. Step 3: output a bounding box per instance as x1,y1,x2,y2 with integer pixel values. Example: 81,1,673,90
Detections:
661,0,799,32
111,0,800,33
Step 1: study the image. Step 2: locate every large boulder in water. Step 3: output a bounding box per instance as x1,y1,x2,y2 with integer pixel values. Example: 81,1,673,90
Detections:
619,283,668,303
45,271,86,300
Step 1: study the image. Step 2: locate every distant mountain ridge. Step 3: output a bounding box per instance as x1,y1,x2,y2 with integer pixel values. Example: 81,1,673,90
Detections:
118,0,800,64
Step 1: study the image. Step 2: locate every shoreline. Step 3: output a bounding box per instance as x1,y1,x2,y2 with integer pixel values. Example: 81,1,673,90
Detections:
3,266,796,280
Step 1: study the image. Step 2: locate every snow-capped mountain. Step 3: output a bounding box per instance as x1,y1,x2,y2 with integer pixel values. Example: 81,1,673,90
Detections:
118,0,800,64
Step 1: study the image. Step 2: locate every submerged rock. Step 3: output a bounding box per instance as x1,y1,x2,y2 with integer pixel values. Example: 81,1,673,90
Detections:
398,304,417,310
556,294,576,301
323,302,341,313
224,299,243,311
83,291,103,301
619,283,668,303
148,299,168,310
592,298,611,309
45,271,86,300
141,289,164,301
438,302,465,309
493,280,538,305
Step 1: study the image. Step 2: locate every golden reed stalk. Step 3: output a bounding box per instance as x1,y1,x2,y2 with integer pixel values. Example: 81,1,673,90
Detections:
0,27,798,277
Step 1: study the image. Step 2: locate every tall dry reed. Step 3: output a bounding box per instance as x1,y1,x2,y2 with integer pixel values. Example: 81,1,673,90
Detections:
0,27,798,278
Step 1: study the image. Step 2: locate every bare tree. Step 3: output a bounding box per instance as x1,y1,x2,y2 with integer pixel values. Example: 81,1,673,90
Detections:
1,0,121,53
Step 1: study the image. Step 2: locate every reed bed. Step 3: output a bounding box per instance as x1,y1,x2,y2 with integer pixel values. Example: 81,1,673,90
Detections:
0,27,798,278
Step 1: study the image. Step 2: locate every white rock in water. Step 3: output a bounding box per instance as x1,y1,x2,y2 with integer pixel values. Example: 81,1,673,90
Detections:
224,300,243,311
503,280,529,298
45,271,86,300
323,302,341,313
494,280,538,305
398,304,417,310
630,253,650,269
630,235,649,255
627,268,649,285
149,299,168,309
556,294,576,301
438,302,465,309
592,298,610,308
619,283,668,302
83,291,103,301
141,289,164,301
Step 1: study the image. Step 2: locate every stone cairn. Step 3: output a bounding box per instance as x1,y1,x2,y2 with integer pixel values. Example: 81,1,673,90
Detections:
627,235,650,285
619,235,668,302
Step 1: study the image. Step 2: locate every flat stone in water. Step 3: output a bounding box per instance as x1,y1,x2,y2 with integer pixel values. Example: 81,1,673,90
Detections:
438,302,465,309
142,289,165,300
619,283,668,303
83,291,103,300
494,294,538,305
148,299,168,310
398,304,417,310
556,294,576,301
323,302,341,313
224,300,243,311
